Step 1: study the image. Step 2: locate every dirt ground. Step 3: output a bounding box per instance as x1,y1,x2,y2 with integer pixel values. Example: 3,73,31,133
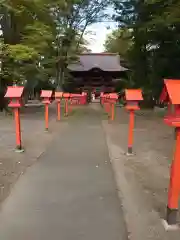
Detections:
102,106,180,240
0,102,67,204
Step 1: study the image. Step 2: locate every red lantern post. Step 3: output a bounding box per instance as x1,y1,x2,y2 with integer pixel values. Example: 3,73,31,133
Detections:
40,90,52,131
63,93,70,116
103,94,110,116
5,86,24,152
160,79,180,228
55,92,63,121
109,93,119,121
125,89,143,155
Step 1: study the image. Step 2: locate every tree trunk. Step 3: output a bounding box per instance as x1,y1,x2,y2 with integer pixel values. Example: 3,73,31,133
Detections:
56,64,64,91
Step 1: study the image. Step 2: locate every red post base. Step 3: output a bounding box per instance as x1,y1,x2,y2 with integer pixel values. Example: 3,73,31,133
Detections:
127,146,133,155
166,207,178,225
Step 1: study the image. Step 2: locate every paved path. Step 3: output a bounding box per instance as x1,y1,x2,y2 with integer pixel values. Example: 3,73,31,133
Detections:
0,106,127,240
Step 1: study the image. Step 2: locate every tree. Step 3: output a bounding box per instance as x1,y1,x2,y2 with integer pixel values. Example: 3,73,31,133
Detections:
104,28,132,56
0,0,111,97
51,0,111,89
111,0,180,106
0,0,110,110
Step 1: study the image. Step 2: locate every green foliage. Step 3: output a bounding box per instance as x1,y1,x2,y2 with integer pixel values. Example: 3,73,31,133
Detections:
0,0,110,97
6,44,38,61
22,22,54,53
104,28,132,56
111,0,180,106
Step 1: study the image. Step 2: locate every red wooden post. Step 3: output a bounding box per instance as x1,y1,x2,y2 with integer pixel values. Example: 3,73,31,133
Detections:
55,92,63,121
45,103,49,130
14,108,21,148
65,100,68,116
127,110,135,154
41,90,52,131
109,93,118,121
167,128,180,223
63,93,70,117
111,103,115,121
125,89,143,155
104,94,110,116
57,101,61,120
160,79,180,227
5,86,24,152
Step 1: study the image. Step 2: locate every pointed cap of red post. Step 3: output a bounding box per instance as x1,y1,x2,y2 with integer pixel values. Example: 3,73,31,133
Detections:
5,86,24,98
125,89,143,110
5,86,24,108
41,90,52,104
41,90,52,98
55,92,63,98
63,93,70,98
125,89,143,101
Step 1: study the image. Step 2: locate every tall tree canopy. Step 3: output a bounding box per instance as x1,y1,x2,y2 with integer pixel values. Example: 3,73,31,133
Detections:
104,28,132,57
0,0,110,107
107,0,180,105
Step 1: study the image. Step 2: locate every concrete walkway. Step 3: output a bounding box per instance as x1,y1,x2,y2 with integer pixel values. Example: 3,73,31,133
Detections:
0,106,127,240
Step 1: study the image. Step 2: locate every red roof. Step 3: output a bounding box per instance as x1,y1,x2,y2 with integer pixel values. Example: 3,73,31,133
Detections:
55,92,63,98
63,93,70,98
125,89,143,101
41,90,52,98
5,86,24,98
160,79,180,104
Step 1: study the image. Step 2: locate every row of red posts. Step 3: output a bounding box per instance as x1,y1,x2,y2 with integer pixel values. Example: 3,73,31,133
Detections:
101,89,143,155
101,80,180,228
4,80,180,228
4,87,87,151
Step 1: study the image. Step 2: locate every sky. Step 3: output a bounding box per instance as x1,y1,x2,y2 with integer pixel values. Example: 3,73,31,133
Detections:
85,7,117,53
85,22,117,52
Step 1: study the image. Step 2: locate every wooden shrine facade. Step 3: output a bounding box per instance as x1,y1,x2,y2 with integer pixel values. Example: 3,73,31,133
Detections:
68,53,128,93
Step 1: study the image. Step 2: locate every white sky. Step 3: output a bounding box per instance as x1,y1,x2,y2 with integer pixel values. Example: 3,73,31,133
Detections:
84,6,117,53
85,22,117,52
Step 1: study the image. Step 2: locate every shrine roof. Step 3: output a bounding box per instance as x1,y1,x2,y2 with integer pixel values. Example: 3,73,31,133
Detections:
68,53,128,72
